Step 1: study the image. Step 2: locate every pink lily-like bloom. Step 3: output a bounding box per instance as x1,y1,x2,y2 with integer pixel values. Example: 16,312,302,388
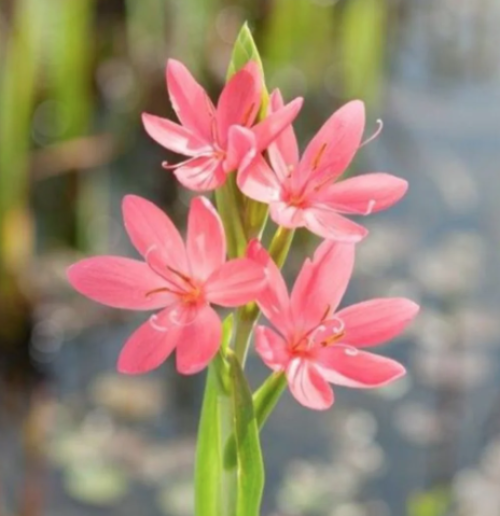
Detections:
142,60,303,191
248,241,419,410
67,196,267,375
238,92,408,242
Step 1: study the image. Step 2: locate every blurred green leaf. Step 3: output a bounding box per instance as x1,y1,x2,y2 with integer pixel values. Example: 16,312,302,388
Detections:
64,461,129,506
0,0,45,270
227,351,265,516
407,487,451,516
341,0,387,104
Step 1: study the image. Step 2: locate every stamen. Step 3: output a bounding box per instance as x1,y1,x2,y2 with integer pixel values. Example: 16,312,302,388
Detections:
359,119,383,148
161,155,202,170
166,265,196,288
149,314,168,332
311,143,327,170
145,286,183,298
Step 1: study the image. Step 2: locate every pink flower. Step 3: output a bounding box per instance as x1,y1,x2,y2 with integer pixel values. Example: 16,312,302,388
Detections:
248,241,419,410
142,60,303,191
67,196,266,375
238,91,408,242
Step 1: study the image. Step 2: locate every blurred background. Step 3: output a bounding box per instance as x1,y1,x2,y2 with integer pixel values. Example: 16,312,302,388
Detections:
1,0,500,515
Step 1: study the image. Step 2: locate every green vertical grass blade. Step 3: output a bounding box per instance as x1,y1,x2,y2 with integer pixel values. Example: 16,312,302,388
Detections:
195,316,235,516
262,0,335,90
0,0,45,272
341,0,387,105
227,352,265,516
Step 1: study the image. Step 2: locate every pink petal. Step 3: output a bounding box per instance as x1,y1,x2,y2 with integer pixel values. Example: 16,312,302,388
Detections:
303,207,369,242
67,257,171,310
300,100,365,184
175,305,222,375
166,59,217,143
224,125,257,173
267,90,299,179
187,197,226,281
204,258,266,307
336,298,420,347
252,97,303,154
247,240,292,336
290,241,355,333
117,313,178,374
314,345,406,388
286,358,334,410
269,202,306,228
141,113,209,156
318,173,408,215
122,195,188,274
174,156,227,191
255,326,290,371
237,155,281,204
216,61,261,144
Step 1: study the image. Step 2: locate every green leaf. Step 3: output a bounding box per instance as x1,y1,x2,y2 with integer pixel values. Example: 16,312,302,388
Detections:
227,352,265,516
194,315,234,516
224,372,287,470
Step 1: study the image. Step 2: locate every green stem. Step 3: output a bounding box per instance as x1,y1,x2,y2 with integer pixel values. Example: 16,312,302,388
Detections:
268,226,295,268
233,302,260,366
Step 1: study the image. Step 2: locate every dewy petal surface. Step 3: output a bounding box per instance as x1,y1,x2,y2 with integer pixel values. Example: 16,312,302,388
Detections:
317,173,408,215
175,305,222,375
166,59,217,142
314,345,406,388
141,113,209,156
300,100,365,183
247,241,291,336
122,195,188,274
187,197,226,281
67,256,171,310
117,311,179,374
255,326,290,371
287,359,334,410
267,89,299,172
336,298,420,347
290,241,355,333
216,61,261,143
252,97,303,153
205,258,266,307
174,156,227,191
303,207,369,242
237,155,281,204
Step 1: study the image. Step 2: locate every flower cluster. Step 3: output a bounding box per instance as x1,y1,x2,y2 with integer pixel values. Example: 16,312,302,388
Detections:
68,58,418,410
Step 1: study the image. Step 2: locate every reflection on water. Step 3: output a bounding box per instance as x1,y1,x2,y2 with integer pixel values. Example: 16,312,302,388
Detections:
2,0,500,515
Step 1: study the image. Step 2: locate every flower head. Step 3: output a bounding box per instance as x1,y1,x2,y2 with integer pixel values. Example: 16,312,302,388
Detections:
239,91,408,242
68,195,266,375
248,241,419,410
142,60,303,191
